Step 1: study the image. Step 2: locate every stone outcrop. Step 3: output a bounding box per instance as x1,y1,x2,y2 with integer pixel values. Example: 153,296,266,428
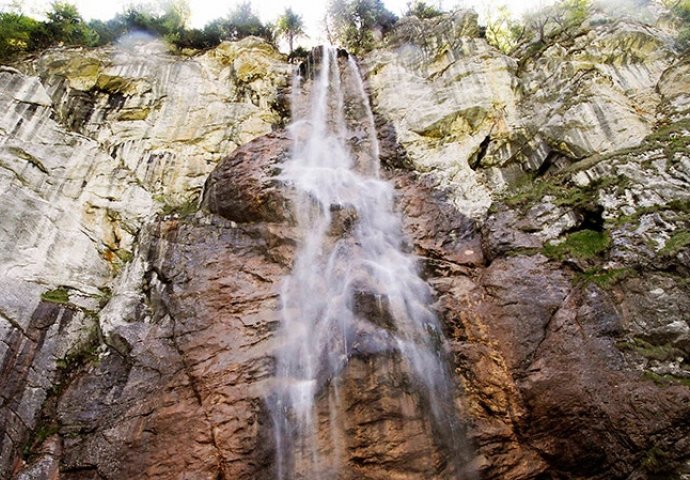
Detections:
363,8,679,219
2,6,690,480
0,37,291,478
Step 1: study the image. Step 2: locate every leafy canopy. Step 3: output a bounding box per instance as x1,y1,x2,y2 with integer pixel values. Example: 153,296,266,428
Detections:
326,0,397,54
404,1,443,19
275,7,305,53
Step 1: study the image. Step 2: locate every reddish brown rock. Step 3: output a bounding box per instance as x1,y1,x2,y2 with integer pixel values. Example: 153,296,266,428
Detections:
9,132,690,480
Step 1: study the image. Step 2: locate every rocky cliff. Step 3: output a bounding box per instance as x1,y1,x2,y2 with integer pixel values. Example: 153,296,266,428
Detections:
1,7,689,480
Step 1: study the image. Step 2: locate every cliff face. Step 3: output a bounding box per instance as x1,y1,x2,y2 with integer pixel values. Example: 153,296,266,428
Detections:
1,8,689,480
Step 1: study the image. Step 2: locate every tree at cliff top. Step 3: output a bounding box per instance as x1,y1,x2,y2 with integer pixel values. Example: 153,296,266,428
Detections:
0,1,98,61
483,0,594,55
275,7,305,53
404,1,444,19
0,10,40,59
663,0,690,48
486,5,526,54
326,0,398,54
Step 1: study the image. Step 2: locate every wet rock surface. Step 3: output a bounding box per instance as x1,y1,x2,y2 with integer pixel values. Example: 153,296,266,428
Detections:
2,8,690,480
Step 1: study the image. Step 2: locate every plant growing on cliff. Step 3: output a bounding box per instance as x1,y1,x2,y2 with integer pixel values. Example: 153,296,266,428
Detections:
0,2,98,60
663,0,690,49
325,0,398,54
543,229,611,260
35,1,99,47
275,7,305,53
41,287,70,304
404,1,443,19
0,10,39,59
486,5,526,54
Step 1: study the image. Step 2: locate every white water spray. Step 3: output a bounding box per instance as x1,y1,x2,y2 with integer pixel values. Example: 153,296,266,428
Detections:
270,46,467,479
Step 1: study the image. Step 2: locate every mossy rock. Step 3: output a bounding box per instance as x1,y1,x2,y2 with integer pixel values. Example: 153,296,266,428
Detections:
41,287,70,304
544,229,611,260
578,267,633,287
660,229,690,256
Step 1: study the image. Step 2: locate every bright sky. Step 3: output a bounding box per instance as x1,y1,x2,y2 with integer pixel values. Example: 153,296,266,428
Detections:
4,0,556,47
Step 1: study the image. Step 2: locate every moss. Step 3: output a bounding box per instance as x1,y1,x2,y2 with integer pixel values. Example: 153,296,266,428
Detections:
660,229,690,256
56,323,101,372
643,371,690,389
609,199,690,228
618,338,684,362
156,195,199,217
641,445,672,474
564,119,690,176
41,287,70,304
502,173,628,212
543,229,611,260
95,286,112,308
578,267,632,287
21,422,60,459
114,248,134,263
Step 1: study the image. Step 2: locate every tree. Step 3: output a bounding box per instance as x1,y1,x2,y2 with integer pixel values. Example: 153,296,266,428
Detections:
275,7,304,53
225,1,272,41
404,1,443,19
663,0,690,49
559,0,591,29
37,1,99,48
0,11,40,60
486,4,526,54
326,0,397,54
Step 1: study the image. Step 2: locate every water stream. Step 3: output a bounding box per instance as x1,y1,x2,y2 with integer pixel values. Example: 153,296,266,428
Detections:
270,46,468,479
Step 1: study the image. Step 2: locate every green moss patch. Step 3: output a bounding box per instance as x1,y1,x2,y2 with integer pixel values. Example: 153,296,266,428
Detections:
617,338,684,363
643,371,690,389
502,174,629,212
578,267,632,287
41,287,70,304
154,194,199,217
543,229,611,260
660,229,690,256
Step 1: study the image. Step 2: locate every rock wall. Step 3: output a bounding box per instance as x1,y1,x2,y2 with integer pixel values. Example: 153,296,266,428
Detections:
0,36,291,478
1,7,690,480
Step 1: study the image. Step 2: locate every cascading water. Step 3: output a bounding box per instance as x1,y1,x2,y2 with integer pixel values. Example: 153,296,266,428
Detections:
269,46,471,479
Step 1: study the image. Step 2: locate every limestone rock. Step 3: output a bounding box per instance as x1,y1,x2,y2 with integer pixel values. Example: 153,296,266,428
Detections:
364,10,514,219
23,36,292,200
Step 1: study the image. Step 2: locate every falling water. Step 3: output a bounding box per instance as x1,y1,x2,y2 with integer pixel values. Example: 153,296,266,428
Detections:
270,46,468,479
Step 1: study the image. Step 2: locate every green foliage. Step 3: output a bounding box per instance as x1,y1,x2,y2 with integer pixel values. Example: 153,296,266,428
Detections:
155,194,199,216
578,267,632,287
660,229,690,256
0,0,277,59
275,7,304,53
643,370,690,388
665,0,690,49
41,287,70,304
641,446,670,474
326,0,398,54
502,173,629,212
561,0,591,28
617,337,684,362
0,11,40,59
40,1,99,47
0,2,98,61
288,45,309,62
486,5,526,54
404,1,443,19
543,229,611,260
224,1,273,41
22,422,60,459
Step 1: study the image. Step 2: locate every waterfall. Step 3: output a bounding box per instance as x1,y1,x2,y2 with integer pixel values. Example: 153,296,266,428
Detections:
269,46,469,479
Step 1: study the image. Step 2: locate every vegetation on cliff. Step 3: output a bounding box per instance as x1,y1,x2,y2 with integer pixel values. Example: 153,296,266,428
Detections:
3,0,689,62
